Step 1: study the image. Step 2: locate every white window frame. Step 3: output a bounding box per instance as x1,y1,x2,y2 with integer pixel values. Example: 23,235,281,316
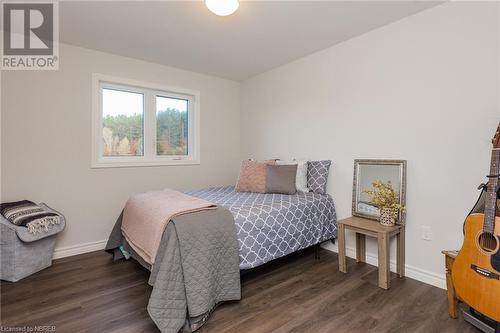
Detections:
91,73,200,168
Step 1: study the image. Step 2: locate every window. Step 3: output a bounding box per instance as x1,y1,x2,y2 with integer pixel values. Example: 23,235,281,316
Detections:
156,95,189,156
92,74,200,168
102,88,144,157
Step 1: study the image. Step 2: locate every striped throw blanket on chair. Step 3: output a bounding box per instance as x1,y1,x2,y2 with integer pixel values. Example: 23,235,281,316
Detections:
0,200,61,234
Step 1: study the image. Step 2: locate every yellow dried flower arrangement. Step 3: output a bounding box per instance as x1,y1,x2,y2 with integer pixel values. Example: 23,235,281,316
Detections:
363,180,405,221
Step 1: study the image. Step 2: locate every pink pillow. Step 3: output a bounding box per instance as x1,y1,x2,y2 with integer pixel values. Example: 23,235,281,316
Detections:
235,160,276,193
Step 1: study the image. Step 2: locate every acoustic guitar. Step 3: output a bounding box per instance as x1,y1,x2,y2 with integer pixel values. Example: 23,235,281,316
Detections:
452,123,500,322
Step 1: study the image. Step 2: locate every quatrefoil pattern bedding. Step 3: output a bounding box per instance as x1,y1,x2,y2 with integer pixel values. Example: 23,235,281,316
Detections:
188,186,337,269
307,160,332,194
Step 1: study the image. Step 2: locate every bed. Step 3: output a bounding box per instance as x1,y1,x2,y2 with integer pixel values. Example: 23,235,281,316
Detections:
106,185,337,332
187,186,337,269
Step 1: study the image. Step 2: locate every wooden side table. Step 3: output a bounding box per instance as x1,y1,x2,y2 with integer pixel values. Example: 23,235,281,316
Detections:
337,216,405,289
442,250,459,319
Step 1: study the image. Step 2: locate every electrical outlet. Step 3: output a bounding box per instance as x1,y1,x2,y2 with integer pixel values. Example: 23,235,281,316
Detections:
421,226,432,241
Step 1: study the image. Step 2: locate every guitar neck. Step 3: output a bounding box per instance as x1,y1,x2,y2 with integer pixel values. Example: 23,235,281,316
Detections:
484,148,500,233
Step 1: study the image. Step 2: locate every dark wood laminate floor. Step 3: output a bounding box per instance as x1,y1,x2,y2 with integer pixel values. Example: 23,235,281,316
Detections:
1,248,477,333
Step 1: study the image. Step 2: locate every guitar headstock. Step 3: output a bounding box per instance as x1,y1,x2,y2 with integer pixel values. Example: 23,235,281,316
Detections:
493,122,500,148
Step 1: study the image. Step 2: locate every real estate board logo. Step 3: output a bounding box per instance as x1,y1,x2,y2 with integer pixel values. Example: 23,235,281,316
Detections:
1,1,59,70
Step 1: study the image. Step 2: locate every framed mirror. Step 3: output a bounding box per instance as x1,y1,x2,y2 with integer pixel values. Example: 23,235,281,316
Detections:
352,159,407,224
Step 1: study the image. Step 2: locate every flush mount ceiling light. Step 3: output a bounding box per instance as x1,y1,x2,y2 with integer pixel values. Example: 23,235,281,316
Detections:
205,0,239,16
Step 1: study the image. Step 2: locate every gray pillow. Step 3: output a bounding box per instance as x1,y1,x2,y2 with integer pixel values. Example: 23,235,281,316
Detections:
307,160,331,194
266,164,297,194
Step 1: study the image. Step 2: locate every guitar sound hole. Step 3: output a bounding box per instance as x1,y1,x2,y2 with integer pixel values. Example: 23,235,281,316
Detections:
478,232,498,252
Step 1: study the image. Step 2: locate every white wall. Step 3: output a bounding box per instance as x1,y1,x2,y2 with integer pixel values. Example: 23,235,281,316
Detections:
1,43,241,257
241,2,500,287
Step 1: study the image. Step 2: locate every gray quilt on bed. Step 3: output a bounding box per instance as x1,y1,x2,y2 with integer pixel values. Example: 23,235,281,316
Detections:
187,186,337,269
105,207,241,333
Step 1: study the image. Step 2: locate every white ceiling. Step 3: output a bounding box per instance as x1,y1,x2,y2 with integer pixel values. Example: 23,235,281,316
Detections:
60,1,442,81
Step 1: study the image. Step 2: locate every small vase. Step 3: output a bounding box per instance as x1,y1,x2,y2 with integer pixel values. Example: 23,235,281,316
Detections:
379,208,395,226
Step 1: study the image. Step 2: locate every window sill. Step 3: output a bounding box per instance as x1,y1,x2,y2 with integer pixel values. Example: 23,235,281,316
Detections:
91,158,200,169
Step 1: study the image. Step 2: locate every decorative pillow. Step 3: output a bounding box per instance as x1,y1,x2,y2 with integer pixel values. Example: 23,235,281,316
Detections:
277,160,309,193
266,164,298,194
235,160,276,193
307,160,331,194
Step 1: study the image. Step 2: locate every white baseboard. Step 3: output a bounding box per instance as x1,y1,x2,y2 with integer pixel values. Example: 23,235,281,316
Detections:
53,239,108,259
321,241,446,289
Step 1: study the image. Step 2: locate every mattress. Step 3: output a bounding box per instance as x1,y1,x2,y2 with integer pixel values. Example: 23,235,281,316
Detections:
187,186,337,269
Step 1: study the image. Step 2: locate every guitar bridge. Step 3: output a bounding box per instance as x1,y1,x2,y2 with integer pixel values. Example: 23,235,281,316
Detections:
470,264,499,279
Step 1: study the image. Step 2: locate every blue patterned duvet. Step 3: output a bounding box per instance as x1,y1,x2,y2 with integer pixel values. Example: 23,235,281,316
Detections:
187,186,337,270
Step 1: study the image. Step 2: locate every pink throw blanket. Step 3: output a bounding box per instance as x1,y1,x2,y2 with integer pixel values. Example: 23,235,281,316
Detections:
121,189,216,265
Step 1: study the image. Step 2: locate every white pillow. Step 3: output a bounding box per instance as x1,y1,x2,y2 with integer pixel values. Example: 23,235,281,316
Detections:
277,160,309,193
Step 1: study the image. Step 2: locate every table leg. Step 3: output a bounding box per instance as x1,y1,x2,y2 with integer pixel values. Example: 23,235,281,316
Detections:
397,228,405,278
378,233,390,289
445,256,458,318
356,233,366,263
338,224,347,273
